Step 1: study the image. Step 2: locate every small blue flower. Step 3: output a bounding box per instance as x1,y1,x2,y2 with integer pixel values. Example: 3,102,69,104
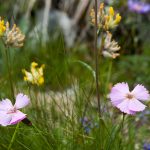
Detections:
80,117,98,134
143,143,150,150
84,126,91,134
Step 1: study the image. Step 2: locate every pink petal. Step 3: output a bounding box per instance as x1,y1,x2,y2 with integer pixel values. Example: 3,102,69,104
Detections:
109,82,129,106
10,110,26,125
0,99,13,111
131,84,150,101
112,82,130,94
15,93,30,109
128,110,136,115
109,89,125,106
129,98,146,112
117,100,134,115
0,111,12,126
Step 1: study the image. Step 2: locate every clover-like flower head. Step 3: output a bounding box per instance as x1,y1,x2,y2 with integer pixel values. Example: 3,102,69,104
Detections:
90,3,121,31
0,17,25,48
102,31,120,59
5,22,25,48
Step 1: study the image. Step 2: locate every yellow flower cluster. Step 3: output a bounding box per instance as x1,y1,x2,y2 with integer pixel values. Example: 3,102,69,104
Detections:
22,62,45,86
90,3,121,30
0,17,25,48
0,18,6,36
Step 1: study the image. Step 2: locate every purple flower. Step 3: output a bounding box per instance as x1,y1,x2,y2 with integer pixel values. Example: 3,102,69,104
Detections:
109,83,149,115
143,143,150,150
0,93,30,126
80,117,98,134
128,0,150,13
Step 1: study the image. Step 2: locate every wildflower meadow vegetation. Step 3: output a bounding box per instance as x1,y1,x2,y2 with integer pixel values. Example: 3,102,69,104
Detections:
0,0,150,150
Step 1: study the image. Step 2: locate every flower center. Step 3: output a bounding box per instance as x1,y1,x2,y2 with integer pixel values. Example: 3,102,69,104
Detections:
7,107,17,114
126,93,134,100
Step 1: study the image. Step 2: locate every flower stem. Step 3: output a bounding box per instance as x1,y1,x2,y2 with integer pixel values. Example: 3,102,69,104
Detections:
105,60,113,97
7,123,20,150
121,113,125,131
94,0,101,117
4,47,15,102
119,113,125,149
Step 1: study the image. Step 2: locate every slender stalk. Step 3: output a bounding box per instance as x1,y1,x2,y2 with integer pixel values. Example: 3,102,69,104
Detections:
8,123,20,150
121,113,125,132
94,0,101,117
119,113,125,149
104,60,112,97
4,47,15,101
27,82,34,106
34,86,39,110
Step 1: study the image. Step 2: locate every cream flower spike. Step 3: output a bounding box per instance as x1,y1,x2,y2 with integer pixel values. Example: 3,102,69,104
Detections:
5,22,25,48
102,31,120,59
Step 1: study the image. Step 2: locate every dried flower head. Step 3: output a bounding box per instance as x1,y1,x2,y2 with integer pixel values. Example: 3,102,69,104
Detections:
5,22,25,48
90,3,105,29
102,31,120,59
90,3,121,30
22,62,45,86
0,17,6,36
109,83,150,115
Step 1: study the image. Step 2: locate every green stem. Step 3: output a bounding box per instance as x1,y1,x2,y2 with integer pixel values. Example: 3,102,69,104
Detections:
104,60,113,97
119,113,125,149
4,47,15,101
8,123,20,150
121,113,125,131
33,86,40,112
94,0,101,117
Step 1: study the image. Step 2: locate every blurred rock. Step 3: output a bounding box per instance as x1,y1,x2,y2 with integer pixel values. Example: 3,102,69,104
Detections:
34,9,77,47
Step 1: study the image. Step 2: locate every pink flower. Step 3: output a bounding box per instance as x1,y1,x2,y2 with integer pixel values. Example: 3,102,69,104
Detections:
109,83,150,115
0,93,30,126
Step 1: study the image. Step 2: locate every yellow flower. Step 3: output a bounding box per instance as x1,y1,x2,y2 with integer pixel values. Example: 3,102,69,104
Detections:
0,17,6,36
22,62,45,86
109,7,114,16
90,4,121,31
114,13,121,24
104,7,121,30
